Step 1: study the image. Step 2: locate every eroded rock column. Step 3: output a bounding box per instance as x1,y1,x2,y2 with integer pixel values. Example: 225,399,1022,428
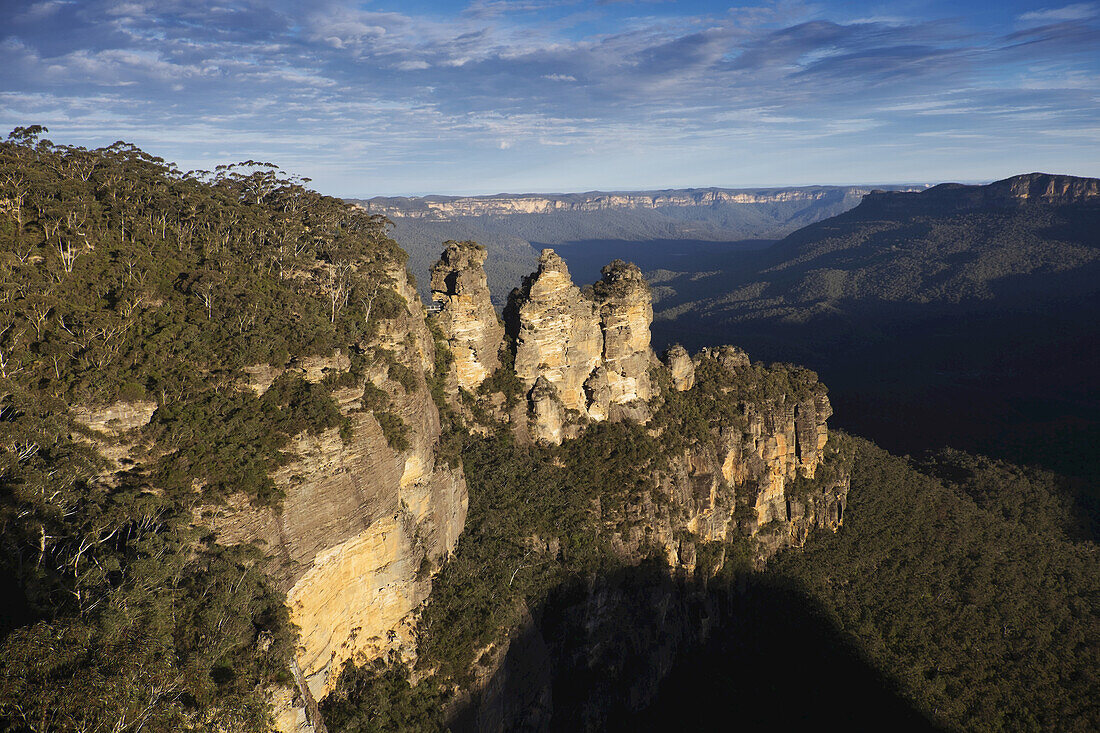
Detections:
589,260,656,420
430,241,504,391
508,249,603,413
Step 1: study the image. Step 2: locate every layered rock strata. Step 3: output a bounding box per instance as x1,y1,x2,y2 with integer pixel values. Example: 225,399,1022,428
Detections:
588,260,656,420
456,349,848,731
430,241,504,391
505,250,657,441
202,267,468,732
527,376,564,446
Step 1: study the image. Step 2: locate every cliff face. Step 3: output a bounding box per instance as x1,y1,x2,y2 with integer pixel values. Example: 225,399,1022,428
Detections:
360,186,899,220
432,248,848,730
201,267,468,731
589,260,656,421
860,172,1100,216
430,241,504,391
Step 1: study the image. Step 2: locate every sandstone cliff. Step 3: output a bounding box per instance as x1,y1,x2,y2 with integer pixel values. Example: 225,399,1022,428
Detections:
452,345,848,731
199,266,467,732
588,260,656,421
359,186,907,220
424,245,849,730
70,242,845,733
503,249,657,441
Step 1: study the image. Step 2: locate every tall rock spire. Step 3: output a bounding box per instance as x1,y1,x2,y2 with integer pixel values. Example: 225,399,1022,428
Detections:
588,259,656,419
507,249,603,413
430,241,504,391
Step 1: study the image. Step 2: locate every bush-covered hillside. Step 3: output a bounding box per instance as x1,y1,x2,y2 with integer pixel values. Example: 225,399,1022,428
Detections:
771,435,1099,732
0,127,409,731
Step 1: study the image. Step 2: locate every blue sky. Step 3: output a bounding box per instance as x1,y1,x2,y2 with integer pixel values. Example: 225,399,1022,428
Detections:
1,0,1098,196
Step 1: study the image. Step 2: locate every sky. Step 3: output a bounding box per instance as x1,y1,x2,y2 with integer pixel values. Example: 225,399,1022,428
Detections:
1,0,1098,196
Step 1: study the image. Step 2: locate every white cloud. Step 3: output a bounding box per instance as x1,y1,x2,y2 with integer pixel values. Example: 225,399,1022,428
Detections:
543,73,577,81
1018,3,1099,23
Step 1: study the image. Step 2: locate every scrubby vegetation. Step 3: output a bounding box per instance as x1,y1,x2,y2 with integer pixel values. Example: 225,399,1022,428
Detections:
652,354,824,451
772,435,1100,732
0,128,411,730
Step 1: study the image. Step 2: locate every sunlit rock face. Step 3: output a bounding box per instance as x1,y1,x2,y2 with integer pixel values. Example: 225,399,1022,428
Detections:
508,249,603,414
460,346,848,731
528,376,565,445
202,268,468,730
430,241,504,391
505,250,661,441
663,345,695,391
591,260,656,418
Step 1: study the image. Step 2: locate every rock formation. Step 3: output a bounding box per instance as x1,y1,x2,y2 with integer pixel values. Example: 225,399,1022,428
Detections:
508,249,603,415
503,250,660,439
200,245,841,731
456,348,847,731
590,260,656,419
663,345,694,391
358,186,910,220
430,241,503,391
528,376,564,445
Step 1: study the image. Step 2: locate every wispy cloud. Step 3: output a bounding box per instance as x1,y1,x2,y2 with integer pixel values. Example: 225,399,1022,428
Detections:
1019,3,1099,24
0,0,1097,195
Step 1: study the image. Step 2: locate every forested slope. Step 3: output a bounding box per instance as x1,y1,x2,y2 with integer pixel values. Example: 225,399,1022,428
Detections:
0,126,409,730
650,175,1100,483
771,436,1099,731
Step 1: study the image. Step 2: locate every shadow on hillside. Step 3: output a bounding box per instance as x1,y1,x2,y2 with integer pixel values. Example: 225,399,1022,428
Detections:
652,291,1100,493
450,562,938,732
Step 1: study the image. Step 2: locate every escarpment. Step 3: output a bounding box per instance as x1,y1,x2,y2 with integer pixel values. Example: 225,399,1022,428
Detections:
429,243,846,561
201,266,467,732
414,243,850,731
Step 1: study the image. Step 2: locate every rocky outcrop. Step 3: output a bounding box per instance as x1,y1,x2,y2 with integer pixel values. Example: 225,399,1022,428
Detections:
202,267,468,731
430,241,504,391
508,249,603,415
70,399,158,468
590,260,656,418
457,351,849,730
597,349,845,572
663,345,694,391
501,250,660,440
528,376,565,445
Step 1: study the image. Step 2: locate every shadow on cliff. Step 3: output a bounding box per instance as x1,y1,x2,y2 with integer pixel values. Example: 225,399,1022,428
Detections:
450,560,939,732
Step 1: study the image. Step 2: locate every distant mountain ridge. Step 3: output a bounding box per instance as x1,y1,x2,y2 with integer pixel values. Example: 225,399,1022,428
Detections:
349,184,924,306
857,173,1100,216
354,185,922,220
647,171,1100,481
